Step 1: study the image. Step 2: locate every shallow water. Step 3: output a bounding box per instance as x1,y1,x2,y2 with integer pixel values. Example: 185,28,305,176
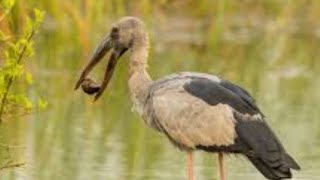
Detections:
1,59,319,180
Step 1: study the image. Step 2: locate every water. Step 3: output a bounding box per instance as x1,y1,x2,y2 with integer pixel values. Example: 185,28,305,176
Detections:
2,52,319,180
1,2,320,179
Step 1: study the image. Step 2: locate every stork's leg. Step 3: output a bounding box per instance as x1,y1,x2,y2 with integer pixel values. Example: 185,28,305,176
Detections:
187,151,195,180
218,152,226,180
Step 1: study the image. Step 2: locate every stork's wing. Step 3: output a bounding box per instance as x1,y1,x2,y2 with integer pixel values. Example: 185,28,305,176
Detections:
183,77,262,116
149,72,300,179
219,80,263,115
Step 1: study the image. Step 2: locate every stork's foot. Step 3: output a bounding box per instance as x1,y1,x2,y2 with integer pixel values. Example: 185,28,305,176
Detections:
187,152,195,180
218,153,226,180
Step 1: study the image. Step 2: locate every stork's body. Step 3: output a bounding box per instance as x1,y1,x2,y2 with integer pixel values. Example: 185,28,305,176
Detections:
75,17,300,180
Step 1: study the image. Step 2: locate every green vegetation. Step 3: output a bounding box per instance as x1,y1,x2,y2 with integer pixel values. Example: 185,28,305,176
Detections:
0,0,319,179
0,0,45,172
0,0,45,122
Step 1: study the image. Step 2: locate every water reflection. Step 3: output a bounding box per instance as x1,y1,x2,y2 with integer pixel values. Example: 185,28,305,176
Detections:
20,58,318,180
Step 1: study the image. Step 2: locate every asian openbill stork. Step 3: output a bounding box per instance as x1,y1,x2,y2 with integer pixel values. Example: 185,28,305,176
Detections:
75,17,300,180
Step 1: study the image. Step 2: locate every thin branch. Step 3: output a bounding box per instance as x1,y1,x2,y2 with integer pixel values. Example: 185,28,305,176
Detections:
0,143,25,149
0,29,36,122
0,162,26,170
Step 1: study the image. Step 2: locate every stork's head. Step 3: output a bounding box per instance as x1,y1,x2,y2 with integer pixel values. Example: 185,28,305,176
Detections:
74,17,147,100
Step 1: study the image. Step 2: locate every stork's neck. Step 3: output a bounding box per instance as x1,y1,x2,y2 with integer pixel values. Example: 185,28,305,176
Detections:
128,40,152,111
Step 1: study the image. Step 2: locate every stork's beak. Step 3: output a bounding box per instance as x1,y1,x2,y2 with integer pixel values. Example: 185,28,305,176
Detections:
93,47,127,101
75,35,113,90
75,35,128,101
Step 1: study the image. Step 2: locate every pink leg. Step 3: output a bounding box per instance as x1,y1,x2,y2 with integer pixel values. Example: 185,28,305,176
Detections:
187,151,195,180
218,153,226,180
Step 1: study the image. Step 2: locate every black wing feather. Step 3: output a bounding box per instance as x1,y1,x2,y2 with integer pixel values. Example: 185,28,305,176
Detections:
183,78,261,115
219,80,264,116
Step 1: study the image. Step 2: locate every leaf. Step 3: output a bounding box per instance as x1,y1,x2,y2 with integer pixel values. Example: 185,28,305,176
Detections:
8,42,18,54
24,98,33,110
0,30,9,42
25,41,35,57
25,72,33,84
25,17,33,36
34,9,45,25
38,98,48,109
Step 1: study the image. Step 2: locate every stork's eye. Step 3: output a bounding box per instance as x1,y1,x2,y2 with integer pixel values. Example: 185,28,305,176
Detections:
111,27,119,39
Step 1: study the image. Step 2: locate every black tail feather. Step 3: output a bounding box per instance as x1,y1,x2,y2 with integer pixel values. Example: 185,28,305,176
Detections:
283,153,301,170
247,155,292,180
231,111,300,179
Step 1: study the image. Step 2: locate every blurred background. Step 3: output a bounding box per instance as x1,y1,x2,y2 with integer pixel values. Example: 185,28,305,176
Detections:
1,0,320,179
